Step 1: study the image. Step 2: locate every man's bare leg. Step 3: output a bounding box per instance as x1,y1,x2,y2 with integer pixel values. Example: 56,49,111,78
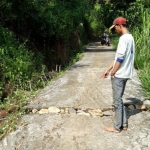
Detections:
104,126,120,133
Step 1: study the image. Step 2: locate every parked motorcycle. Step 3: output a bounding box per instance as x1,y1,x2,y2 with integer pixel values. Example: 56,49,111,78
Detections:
99,33,110,46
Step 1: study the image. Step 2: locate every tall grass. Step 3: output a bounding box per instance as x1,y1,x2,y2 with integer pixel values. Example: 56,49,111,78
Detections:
133,7,150,99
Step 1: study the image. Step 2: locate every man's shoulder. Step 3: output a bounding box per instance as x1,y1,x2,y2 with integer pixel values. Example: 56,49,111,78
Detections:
121,33,133,38
120,34,134,41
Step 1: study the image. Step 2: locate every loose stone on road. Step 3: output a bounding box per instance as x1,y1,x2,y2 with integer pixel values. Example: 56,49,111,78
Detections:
0,43,150,150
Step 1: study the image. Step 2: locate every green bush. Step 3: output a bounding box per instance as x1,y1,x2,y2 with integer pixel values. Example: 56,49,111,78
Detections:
139,64,150,99
0,26,44,99
132,6,150,99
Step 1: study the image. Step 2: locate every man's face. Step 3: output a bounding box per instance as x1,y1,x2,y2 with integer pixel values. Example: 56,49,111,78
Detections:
114,25,122,34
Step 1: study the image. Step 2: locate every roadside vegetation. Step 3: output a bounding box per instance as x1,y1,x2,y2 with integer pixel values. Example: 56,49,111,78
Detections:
132,4,150,99
0,0,150,139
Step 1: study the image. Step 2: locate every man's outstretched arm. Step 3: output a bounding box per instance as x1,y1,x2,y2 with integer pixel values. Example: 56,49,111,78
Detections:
100,61,114,78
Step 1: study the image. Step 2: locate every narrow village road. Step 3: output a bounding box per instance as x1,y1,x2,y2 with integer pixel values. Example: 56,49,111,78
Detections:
0,43,150,150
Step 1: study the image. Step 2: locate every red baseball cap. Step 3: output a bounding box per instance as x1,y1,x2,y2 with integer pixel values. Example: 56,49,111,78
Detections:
109,17,127,30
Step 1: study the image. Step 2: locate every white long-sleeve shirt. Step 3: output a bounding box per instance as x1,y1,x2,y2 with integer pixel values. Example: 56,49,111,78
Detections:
114,33,135,79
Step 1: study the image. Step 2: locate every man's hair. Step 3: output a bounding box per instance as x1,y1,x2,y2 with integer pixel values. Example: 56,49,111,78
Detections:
122,24,127,28
116,24,127,28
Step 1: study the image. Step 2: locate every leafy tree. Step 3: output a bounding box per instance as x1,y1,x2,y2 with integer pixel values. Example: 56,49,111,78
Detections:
0,0,94,100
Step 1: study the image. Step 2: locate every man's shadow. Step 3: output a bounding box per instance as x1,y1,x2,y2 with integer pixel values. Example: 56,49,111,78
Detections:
124,97,144,119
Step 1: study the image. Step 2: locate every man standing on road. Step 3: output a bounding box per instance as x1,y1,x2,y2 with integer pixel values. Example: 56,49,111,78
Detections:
100,17,135,133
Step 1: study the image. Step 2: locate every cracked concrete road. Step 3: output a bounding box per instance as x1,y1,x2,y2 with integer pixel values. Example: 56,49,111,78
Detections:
0,43,150,150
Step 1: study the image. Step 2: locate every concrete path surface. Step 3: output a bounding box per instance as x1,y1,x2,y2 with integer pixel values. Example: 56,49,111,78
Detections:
0,43,150,150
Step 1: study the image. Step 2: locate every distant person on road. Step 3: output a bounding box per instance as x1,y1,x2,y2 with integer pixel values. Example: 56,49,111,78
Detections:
100,17,135,133
103,32,110,44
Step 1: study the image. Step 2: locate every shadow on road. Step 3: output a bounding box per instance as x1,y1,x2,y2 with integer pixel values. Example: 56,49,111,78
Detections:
69,64,89,70
124,97,144,119
85,48,115,52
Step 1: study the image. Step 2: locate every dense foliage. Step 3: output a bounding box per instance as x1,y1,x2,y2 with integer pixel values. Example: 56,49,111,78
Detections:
132,3,150,99
0,0,94,101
